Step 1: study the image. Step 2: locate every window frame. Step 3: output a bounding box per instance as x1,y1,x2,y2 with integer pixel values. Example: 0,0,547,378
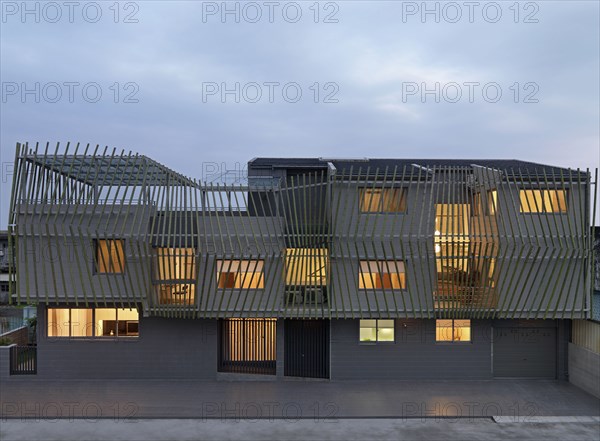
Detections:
358,260,407,291
435,319,472,343
46,307,139,339
359,319,396,344
216,259,265,290
94,239,126,274
359,187,407,214
518,189,568,214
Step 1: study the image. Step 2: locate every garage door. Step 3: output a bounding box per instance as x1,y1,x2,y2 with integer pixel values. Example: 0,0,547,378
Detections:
493,327,556,378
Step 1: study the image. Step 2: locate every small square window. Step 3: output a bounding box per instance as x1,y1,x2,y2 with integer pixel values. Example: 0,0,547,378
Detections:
95,239,125,274
436,319,471,342
360,319,395,343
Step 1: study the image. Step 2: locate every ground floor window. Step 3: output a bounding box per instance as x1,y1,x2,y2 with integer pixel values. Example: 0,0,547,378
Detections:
218,318,276,375
359,319,395,343
436,319,471,342
47,307,139,338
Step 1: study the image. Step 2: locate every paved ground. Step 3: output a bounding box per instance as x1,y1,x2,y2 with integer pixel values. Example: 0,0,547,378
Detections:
1,379,598,419
2,418,600,441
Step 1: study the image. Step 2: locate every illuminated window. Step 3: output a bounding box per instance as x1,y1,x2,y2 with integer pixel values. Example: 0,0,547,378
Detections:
47,307,138,338
359,260,406,290
156,248,195,280
95,239,125,273
285,248,328,286
519,189,567,213
47,308,72,337
487,190,497,215
155,248,196,305
436,319,471,342
359,319,395,343
217,260,264,289
360,188,407,213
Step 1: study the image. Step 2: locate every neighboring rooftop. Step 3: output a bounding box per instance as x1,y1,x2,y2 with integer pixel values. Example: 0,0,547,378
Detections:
248,158,589,178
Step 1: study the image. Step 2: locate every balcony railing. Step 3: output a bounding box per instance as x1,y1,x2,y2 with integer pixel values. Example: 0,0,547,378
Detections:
285,285,328,306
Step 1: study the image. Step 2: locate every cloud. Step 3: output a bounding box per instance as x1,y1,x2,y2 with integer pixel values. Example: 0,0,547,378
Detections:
1,1,599,225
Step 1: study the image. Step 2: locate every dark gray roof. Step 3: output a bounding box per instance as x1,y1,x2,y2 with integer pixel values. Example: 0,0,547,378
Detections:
248,158,588,179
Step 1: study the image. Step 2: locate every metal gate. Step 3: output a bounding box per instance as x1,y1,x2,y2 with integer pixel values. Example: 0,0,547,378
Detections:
10,345,37,375
284,320,329,379
218,319,276,375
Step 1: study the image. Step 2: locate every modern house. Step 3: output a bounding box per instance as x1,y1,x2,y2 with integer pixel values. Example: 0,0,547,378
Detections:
5,143,597,380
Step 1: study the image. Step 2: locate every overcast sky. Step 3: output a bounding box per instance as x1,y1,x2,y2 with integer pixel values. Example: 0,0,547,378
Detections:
1,1,599,227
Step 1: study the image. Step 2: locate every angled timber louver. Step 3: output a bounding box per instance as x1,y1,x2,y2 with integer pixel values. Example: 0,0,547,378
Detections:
7,143,598,320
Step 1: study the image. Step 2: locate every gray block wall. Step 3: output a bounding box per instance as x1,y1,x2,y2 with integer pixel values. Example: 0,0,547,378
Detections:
35,305,218,380
568,343,600,398
28,305,570,381
330,319,493,380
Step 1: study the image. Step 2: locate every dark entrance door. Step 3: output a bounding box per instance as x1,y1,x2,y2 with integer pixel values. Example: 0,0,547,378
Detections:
284,319,329,379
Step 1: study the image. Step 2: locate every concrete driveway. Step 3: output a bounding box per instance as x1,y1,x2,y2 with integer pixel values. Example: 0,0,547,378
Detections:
1,379,598,419
2,417,600,441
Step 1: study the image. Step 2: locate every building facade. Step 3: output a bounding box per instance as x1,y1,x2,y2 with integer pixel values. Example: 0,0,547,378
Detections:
6,143,597,380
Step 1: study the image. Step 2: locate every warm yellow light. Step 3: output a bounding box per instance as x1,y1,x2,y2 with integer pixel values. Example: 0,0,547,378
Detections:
435,244,441,254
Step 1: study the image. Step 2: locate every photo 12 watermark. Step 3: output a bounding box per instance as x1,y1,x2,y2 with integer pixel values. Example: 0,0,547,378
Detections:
1,82,140,104
1,1,140,24
1,401,140,421
201,81,339,104
201,1,339,24
199,400,339,422
401,1,539,24
400,400,539,422
401,81,539,104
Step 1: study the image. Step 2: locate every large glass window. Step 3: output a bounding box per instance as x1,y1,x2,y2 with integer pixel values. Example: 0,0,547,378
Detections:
359,319,395,343
47,307,139,338
360,188,407,213
358,260,406,290
95,239,125,274
519,189,567,213
217,260,264,289
436,319,471,342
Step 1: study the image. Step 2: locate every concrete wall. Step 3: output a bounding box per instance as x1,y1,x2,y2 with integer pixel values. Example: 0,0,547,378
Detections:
34,304,218,380
568,343,600,398
0,344,13,381
330,319,569,380
23,306,571,381
330,319,493,380
0,326,28,346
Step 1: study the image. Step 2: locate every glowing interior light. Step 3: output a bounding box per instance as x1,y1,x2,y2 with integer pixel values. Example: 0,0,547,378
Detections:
435,244,441,254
